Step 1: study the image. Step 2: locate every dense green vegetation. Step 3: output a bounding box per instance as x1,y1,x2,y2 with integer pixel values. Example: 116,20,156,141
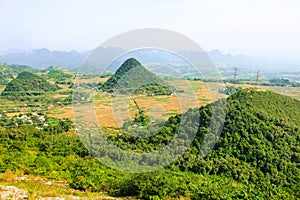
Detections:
88,89,299,198
222,78,300,87
0,89,299,199
0,62,39,85
45,69,73,81
1,71,61,98
262,78,300,87
219,86,243,95
99,58,173,95
100,72,113,78
123,110,152,129
0,72,8,85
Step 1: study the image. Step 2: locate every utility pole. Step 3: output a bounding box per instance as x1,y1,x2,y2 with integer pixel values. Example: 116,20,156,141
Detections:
256,70,260,86
133,99,141,114
233,67,238,84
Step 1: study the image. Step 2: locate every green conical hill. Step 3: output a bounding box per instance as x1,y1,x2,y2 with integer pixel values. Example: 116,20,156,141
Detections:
1,71,60,96
99,58,173,95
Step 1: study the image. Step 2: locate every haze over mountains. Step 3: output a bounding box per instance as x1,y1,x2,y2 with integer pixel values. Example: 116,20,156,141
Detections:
0,48,299,74
0,48,89,70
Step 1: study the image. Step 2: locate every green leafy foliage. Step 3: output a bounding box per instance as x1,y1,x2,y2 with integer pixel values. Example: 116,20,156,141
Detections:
263,78,300,87
107,89,300,198
219,85,243,95
44,68,73,81
0,72,8,85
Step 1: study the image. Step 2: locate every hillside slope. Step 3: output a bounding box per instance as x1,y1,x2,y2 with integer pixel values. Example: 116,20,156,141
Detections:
107,89,300,197
1,71,60,96
0,89,299,199
99,58,173,95
0,62,38,85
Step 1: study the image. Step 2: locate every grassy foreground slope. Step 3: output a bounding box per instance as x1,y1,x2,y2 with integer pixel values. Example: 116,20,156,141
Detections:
0,89,299,199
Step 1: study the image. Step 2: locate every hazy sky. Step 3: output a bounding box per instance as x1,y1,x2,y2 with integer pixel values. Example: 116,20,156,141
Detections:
0,0,299,60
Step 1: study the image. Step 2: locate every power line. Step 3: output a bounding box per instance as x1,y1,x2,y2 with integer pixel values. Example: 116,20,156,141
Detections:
256,71,260,86
233,67,238,84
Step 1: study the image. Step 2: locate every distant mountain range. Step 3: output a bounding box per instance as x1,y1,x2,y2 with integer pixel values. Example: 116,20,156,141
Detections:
0,48,89,70
0,48,299,75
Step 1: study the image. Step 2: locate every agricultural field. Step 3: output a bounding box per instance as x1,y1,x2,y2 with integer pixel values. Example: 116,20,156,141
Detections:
49,78,218,127
48,77,300,128
2,73,298,128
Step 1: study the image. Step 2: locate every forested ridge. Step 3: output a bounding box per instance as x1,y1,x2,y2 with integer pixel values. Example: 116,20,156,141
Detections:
0,89,299,199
